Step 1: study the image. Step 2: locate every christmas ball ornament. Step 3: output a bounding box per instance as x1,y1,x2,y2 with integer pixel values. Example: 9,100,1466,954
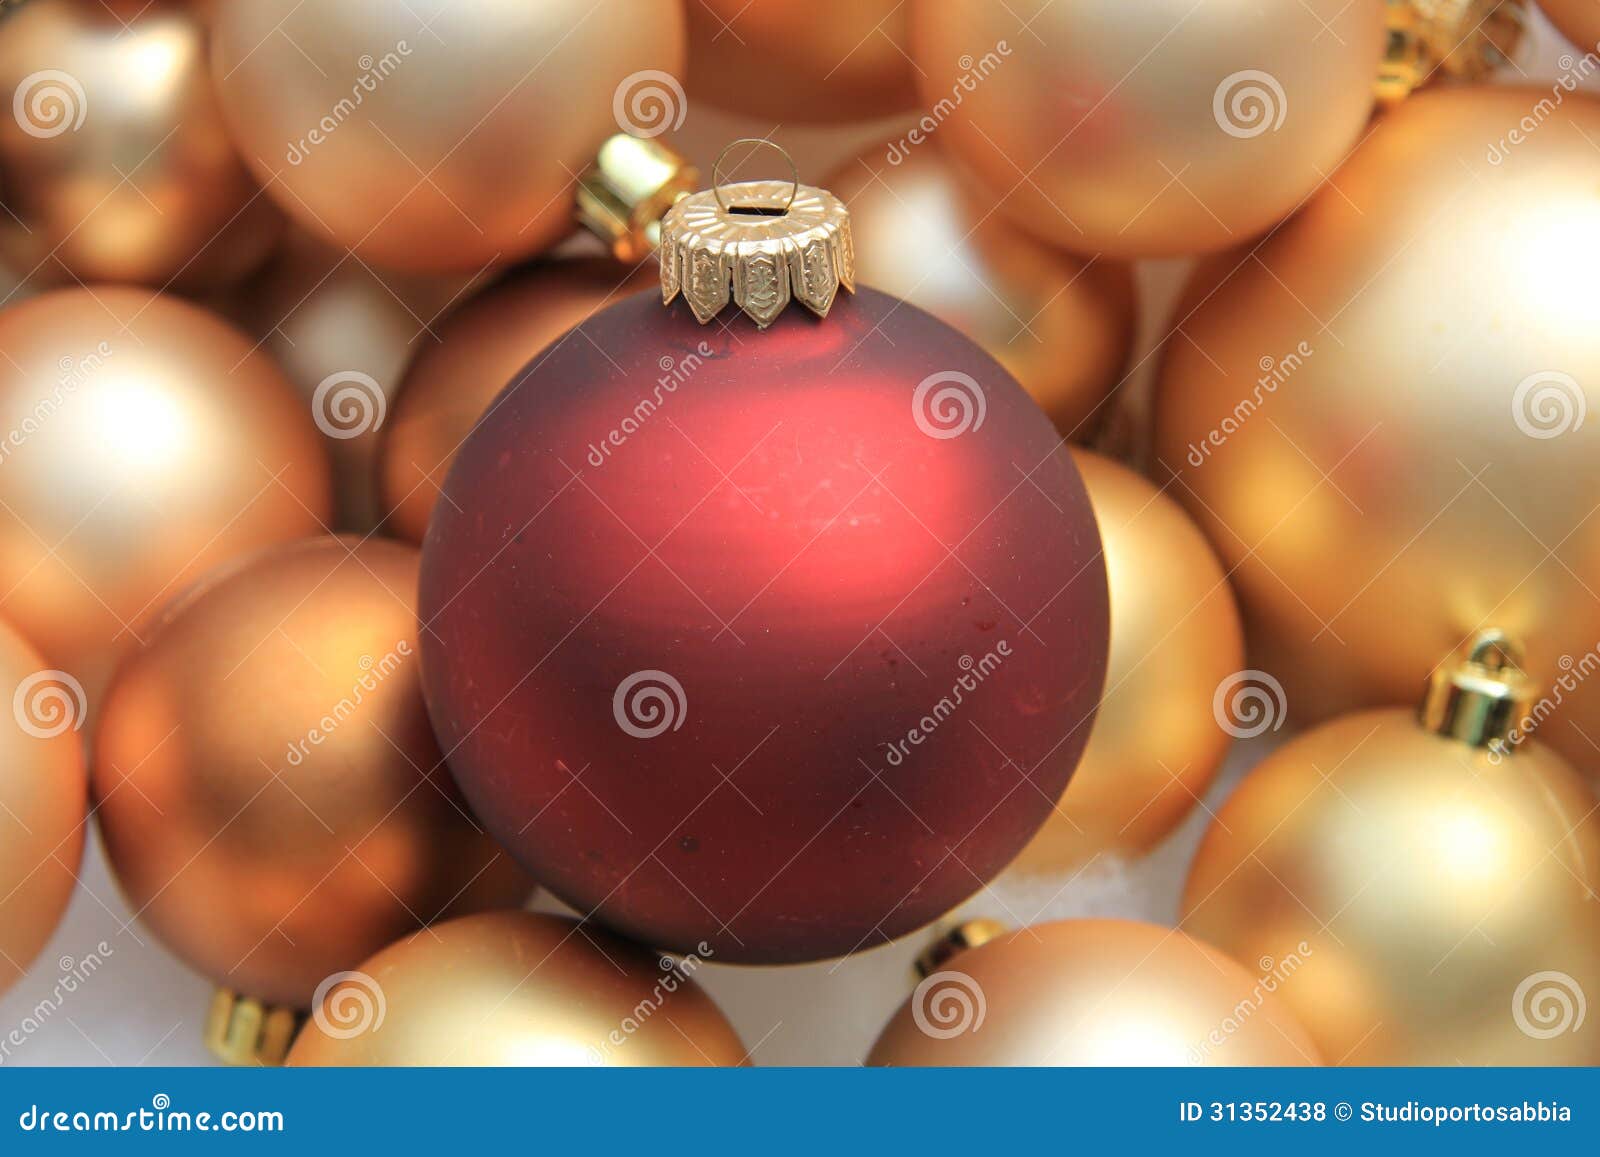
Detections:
826,143,1135,441
906,0,1386,257
0,0,283,289
210,0,686,272
93,536,533,1063
0,619,87,998
0,287,330,702
1010,450,1243,874
685,0,917,123
1153,86,1600,758
1539,0,1600,53
288,911,744,1066
1183,633,1600,1065
870,918,1320,1065
420,164,1110,964
381,258,654,545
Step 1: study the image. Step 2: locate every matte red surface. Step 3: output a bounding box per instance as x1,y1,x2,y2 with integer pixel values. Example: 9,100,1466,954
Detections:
419,287,1108,963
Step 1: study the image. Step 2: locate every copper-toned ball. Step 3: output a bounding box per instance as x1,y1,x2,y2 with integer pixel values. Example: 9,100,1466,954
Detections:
870,919,1320,1066
1010,450,1242,873
907,0,1386,257
0,0,282,290
288,911,745,1066
0,287,330,701
1539,0,1600,54
210,0,686,272
0,618,87,998
93,536,533,1010
826,144,1135,441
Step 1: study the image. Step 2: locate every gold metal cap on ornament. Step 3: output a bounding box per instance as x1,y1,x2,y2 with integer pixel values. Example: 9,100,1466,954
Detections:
913,917,1008,980
204,988,301,1067
660,138,855,329
575,134,701,264
1376,0,1526,103
1418,628,1538,752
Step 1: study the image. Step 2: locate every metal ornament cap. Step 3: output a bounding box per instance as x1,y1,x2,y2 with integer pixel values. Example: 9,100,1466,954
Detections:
1376,0,1526,103
660,178,856,328
1418,628,1537,752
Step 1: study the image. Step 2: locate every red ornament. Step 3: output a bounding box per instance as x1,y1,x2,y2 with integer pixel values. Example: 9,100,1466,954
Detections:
419,183,1107,964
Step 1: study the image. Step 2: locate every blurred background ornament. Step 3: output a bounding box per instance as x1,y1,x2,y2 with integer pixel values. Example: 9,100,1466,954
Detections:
0,287,330,702
380,258,653,544
210,0,686,272
420,171,1109,964
219,230,483,531
0,0,283,290
685,0,917,123
1183,633,1600,1065
869,917,1320,1065
826,142,1136,441
1009,450,1243,874
93,536,532,1063
1538,0,1600,53
0,618,87,999
906,0,1387,257
288,911,745,1066
1153,86,1600,762
1376,0,1529,103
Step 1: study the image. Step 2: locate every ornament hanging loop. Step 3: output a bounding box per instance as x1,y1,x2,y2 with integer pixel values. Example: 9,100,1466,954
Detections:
711,138,799,217
1419,628,1537,751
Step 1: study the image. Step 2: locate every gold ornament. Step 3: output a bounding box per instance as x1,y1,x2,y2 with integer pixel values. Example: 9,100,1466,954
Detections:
685,0,918,123
0,618,87,998
287,911,746,1066
380,258,654,544
906,0,1386,258
0,0,283,290
0,287,330,702
92,536,533,1059
210,0,686,273
1182,633,1600,1065
825,143,1135,440
1376,0,1527,102
1152,86,1600,762
1010,450,1242,873
870,918,1320,1066
1538,0,1600,53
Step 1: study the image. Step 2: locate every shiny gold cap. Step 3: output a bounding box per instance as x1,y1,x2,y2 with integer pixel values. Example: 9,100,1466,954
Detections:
575,134,700,264
204,988,301,1066
1376,0,1526,103
660,139,855,329
914,917,1009,980
1419,629,1537,751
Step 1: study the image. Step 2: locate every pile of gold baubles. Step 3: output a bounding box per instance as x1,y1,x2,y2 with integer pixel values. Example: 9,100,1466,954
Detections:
0,0,1597,1071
